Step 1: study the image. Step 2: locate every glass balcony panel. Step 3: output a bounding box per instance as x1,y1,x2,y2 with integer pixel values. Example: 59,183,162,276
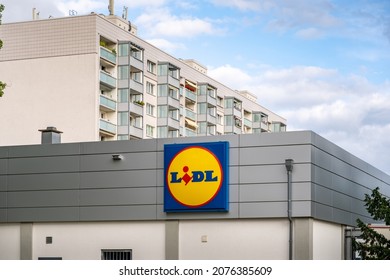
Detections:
100,71,117,89
100,47,117,64
185,89,196,102
100,95,116,111
244,118,252,127
185,109,196,120
100,119,116,135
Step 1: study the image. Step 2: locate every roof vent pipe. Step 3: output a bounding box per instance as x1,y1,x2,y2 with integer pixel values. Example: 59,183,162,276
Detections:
39,126,63,144
108,0,114,15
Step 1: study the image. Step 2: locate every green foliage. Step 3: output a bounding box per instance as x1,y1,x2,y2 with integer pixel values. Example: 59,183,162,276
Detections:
354,187,390,259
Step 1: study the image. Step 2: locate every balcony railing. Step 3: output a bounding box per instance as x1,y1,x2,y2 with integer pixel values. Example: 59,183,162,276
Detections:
100,47,117,65
100,71,117,89
244,118,252,127
99,119,116,135
185,109,196,120
185,89,196,102
100,95,116,111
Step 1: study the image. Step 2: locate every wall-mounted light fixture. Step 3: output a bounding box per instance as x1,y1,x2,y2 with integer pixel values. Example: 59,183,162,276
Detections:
112,154,124,161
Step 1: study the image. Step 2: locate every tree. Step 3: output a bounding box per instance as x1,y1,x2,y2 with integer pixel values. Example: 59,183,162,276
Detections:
354,187,390,259
0,4,6,97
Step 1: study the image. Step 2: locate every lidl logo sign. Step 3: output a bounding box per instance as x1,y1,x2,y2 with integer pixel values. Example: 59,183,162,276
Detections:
164,142,229,212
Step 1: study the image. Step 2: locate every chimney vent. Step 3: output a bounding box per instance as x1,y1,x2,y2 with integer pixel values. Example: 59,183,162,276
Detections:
39,127,63,144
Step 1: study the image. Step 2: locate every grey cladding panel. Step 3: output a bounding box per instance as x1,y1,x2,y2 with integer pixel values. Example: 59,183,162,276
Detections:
239,202,287,218
240,145,311,166
7,207,79,222
0,176,6,191
0,191,6,207
80,187,157,206
239,164,312,184
240,183,287,202
80,152,156,171
0,159,7,175
157,203,239,220
8,156,80,174
292,201,312,217
239,131,313,147
8,173,80,191
7,190,79,207
80,170,157,189
8,143,80,158
0,209,7,222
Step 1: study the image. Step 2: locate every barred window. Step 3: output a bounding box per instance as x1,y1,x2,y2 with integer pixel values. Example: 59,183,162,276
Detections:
101,249,132,260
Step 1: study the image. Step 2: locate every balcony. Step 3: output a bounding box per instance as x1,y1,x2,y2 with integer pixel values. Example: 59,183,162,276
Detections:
100,47,116,65
157,96,180,108
197,94,216,107
185,89,197,102
157,117,180,130
185,128,197,137
244,118,252,128
184,108,196,121
129,125,143,139
197,113,216,125
99,119,116,135
157,75,180,89
100,95,116,112
129,102,144,116
100,71,116,89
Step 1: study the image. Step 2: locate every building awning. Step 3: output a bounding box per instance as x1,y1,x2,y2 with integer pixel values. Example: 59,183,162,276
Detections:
185,80,197,90
185,118,198,128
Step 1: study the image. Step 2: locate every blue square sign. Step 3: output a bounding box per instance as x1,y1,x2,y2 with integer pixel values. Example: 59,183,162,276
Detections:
164,141,229,212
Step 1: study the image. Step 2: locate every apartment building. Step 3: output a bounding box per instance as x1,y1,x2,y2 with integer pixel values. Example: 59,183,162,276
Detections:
0,13,286,146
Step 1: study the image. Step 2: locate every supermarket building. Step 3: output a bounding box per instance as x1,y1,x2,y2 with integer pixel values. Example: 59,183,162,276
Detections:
1,131,389,260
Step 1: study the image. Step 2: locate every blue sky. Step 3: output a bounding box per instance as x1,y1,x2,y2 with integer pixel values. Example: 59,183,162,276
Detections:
2,0,390,174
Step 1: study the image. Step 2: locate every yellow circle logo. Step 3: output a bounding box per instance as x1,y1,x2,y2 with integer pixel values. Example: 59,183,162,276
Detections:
166,146,223,207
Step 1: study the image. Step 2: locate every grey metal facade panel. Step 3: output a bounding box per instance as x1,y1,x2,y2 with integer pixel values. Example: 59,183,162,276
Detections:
239,202,287,218
80,170,157,189
7,190,80,208
239,145,312,166
80,152,157,172
79,205,157,221
7,173,80,191
0,159,7,175
0,131,389,225
7,207,79,222
239,163,311,184
79,187,157,206
8,156,80,174
0,209,7,222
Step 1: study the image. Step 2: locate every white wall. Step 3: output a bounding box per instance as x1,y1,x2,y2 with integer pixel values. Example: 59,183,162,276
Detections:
179,219,289,260
313,220,343,260
32,221,165,260
0,223,20,260
0,54,99,146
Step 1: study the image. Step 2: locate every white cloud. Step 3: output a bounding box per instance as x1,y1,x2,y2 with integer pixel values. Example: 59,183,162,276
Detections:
209,64,390,174
296,27,323,39
57,0,106,16
145,38,186,53
135,8,221,38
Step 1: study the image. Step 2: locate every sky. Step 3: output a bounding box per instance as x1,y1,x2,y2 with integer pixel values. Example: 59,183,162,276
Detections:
1,0,390,174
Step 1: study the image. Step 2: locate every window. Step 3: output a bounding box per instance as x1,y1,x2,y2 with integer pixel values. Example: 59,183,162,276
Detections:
224,115,233,126
208,88,216,99
224,98,233,108
217,114,223,125
233,99,242,110
197,122,207,134
118,44,129,56
131,47,142,60
146,81,155,95
118,89,129,103
208,125,216,135
131,71,143,83
157,126,167,138
157,85,168,97
158,105,168,118
168,129,179,138
130,94,143,103
118,135,129,140
169,87,178,99
118,112,128,125
101,249,132,260
131,116,143,128
118,66,129,80
146,125,154,137
146,103,155,116
147,60,156,74
157,64,168,76
169,109,179,120
217,96,223,107
208,106,216,117
197,103,207,115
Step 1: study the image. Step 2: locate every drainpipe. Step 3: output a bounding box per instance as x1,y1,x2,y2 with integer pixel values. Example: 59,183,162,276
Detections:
285,159,294,260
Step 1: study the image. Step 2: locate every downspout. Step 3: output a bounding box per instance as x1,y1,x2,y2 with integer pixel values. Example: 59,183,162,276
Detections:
285,159,294,260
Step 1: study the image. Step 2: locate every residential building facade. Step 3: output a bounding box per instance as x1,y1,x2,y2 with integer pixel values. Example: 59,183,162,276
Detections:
0,13,286,146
